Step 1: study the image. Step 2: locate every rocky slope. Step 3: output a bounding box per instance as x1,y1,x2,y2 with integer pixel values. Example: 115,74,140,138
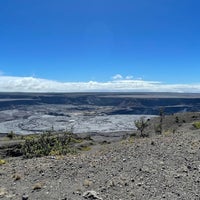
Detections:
1,115,200,200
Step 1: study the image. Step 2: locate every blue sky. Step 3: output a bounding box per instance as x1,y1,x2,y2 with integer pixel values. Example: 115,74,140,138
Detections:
0,0,200,92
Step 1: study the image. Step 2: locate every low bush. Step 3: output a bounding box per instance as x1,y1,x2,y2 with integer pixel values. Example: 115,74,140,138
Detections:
80,146,91,151
134,117,149,137
0,159,6,165
175,116,179,123
7,131,15,139
193,121,200,129
21,131,78,158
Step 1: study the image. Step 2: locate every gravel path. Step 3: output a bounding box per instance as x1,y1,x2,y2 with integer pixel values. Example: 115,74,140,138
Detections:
1,122,200,200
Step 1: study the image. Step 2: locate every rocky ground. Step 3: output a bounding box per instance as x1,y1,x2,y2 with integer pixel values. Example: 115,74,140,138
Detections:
0,113,200,200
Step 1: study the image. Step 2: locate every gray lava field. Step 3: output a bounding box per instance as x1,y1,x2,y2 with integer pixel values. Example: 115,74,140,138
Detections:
0,92,200,138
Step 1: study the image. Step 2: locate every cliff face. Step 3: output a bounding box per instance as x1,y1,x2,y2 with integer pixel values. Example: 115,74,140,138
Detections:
0,92,200,115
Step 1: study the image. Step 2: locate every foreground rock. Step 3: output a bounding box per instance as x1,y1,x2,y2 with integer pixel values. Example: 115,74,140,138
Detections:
0,121,200,199
83,190,102,199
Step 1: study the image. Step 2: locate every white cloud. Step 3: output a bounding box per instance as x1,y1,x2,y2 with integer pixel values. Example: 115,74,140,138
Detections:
112,74,123,80
125,75,133,80
0,75,200,93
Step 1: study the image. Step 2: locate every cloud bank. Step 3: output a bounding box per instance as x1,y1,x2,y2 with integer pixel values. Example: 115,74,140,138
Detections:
0,75,200,93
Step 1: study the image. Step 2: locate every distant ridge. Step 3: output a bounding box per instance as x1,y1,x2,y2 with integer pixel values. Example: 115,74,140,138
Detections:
0,92,200,115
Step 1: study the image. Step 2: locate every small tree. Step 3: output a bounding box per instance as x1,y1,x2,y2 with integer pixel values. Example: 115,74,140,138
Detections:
134,117,149,137
155,107,165,134
7,131,15,139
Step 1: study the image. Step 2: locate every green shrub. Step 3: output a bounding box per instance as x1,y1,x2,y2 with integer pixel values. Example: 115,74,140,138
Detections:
156,108,165,134
175,116,179,123
134,117,149,137
80,146,91,151
193,121,200,129
7,131,15,139
21,131,77,158
0,159,6,165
